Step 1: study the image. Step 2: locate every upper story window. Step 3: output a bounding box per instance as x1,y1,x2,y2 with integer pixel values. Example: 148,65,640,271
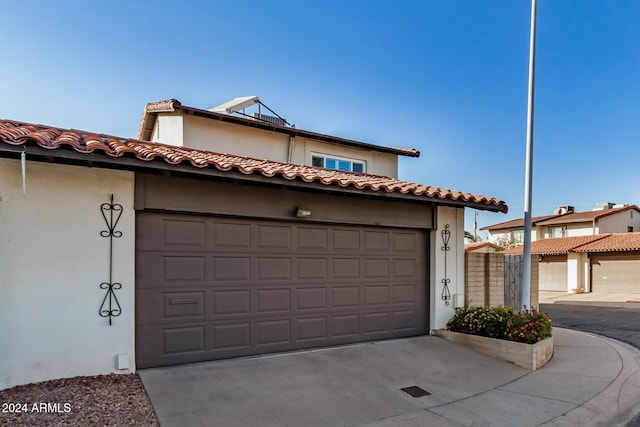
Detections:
311,154,365,173
511,230,524,244
548,226,566,238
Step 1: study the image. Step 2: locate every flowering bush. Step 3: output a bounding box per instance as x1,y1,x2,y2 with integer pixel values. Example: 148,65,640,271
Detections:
507,308,553,344
446,306,552,344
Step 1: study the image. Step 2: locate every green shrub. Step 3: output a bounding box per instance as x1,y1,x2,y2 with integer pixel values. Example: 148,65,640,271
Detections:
446,305,552,344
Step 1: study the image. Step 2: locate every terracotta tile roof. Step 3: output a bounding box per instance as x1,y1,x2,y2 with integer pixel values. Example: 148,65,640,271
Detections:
480,214,562,231
0,120,508,213
464,242,502,252
535,205,640,225
502,235,609,256
138,99,420,158
572,233,640,253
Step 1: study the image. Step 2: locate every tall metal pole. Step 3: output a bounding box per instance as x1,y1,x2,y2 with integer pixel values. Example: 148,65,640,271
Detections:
522,0,537,310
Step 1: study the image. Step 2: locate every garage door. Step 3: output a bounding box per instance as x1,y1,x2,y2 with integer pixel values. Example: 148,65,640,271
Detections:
136,212,428,368
538,255,567,292
591,254,640,293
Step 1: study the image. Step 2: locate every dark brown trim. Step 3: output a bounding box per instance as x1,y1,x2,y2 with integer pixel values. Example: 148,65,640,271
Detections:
0,144,506,213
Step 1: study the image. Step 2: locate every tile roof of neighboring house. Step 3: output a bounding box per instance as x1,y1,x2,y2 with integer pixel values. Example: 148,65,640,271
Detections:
572,233,640,253
502,235,609,256
0,120,508,213
480,214,562,231
138,99,420,158
464,242,502,252
535,205,640,225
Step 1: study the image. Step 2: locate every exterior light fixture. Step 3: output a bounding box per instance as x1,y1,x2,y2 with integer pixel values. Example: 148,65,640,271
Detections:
296,207,312,218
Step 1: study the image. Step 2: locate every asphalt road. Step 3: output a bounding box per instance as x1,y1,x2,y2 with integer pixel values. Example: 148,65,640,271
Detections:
540,302,640,350
540,301,640,427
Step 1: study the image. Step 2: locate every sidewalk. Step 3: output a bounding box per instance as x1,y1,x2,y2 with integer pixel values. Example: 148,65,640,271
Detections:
540,291,640,305
140,327,640,427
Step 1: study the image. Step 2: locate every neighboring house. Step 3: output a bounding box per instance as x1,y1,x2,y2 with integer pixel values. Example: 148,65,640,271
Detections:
0,99,507,389
464,242,502,253
504,233,640,293
483,204,640,245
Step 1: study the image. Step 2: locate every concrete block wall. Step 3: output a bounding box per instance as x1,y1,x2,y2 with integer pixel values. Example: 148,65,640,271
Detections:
465,252,505,307
465,253,540,309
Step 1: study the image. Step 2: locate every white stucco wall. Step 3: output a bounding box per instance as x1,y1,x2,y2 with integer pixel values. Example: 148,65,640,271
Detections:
0,159,135,390
152,114,183,146
174,114,399,177
431,206,465,329
598,210,640,233
567,252,589,292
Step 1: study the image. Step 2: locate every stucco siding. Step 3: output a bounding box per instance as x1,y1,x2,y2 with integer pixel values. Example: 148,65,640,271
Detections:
431,206,465,329
152,114,183,146
180,115,399,176
0,159,135,390
183,115,290,161
598,210,640,233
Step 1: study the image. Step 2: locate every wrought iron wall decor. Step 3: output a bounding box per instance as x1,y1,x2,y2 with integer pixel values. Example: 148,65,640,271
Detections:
440,224,451,305
99,194,123,325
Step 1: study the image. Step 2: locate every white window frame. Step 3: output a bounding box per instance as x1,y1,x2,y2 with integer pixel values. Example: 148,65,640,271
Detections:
310,153,366,173
548,226,566,238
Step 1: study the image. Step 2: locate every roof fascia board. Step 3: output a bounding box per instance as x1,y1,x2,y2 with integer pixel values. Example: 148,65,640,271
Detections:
0,145,503,212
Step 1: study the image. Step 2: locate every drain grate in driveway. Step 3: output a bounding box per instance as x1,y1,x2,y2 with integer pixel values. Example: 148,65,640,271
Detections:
400,385,431,398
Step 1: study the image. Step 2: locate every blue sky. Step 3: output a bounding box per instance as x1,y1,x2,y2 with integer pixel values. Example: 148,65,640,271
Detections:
2,1,640,237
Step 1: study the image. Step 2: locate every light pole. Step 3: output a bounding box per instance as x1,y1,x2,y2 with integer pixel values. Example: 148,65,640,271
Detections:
522,0,537,310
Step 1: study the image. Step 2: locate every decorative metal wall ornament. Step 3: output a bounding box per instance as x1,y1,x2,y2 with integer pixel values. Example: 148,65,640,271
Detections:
440,224,452,305
99,194,123,325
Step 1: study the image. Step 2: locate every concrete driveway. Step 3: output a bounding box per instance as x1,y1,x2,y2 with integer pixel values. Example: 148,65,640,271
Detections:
139,336,527,427
138,329,640,426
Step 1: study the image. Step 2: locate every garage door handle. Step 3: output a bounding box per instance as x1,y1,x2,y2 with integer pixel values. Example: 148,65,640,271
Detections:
169,297,198,305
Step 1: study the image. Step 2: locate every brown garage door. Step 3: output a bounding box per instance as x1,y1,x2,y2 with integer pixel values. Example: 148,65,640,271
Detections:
136,212,428,368
591,253,640,293
538,255,567,292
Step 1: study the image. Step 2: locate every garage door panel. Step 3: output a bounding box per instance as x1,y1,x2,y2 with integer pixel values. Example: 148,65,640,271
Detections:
298,227,328,249
592,255,640,293
365,231,390,251
363,312,390,334
296,288,327,310
365,259,390,278
539,256,567,292
213,290,251,315
257,225,292,249
162,326,206,355
297,258,328,279
213,257,252,281
364,286,389,305
212,323,251,350
256,258,291,280
256,320,291,346
296,317,328,341
393,232,419,252
333,258,360,278
136,212,428,368
256,289,291,313
332,229,360,251
332,287,360,307
162,292,205,320
332,315,360,337
214,223,251,249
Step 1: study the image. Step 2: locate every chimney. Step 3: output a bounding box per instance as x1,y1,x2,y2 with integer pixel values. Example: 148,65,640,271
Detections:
593,202,615,211
553,205,575,215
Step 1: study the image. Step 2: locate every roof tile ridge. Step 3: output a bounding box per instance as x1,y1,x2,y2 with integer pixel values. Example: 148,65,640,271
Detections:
569,234,612,252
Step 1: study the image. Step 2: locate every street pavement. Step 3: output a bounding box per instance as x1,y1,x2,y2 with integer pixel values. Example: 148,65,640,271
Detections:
540,291,640,426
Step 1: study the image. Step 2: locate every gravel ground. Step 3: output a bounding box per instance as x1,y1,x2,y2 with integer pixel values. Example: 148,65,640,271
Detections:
0,374,159,427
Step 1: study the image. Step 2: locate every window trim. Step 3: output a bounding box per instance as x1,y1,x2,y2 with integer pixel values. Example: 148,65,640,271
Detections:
310,153,366,173
548,226,567,238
